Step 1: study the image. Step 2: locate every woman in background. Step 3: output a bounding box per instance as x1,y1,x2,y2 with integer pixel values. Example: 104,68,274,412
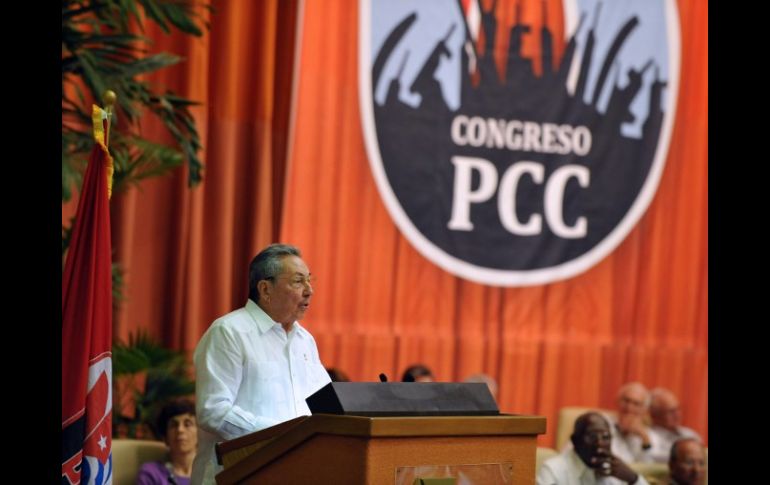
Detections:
137,398,197,485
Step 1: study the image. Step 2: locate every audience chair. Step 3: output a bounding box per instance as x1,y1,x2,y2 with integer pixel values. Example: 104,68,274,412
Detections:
629,462,669,485
112,438,167,485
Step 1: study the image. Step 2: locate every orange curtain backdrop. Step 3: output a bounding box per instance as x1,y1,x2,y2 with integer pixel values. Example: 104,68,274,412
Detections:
281,0,707,448
104,0,299,350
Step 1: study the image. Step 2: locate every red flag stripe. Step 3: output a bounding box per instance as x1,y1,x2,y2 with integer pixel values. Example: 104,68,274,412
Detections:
62,105,113,485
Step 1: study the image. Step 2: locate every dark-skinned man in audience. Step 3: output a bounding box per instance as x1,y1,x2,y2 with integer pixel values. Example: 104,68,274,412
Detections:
538,411,649,485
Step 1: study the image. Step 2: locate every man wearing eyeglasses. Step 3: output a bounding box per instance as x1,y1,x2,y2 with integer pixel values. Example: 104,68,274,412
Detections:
610,382,658,464
191,243,331,485
537,412,649,484
648,388,702,464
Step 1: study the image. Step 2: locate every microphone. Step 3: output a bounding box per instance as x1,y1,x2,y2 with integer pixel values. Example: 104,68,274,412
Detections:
378,373,388,382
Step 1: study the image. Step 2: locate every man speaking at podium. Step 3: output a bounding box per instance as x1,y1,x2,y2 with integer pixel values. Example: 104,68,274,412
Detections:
191,244,331,485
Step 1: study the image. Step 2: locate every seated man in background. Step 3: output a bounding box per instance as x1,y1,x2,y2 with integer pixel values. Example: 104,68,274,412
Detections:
401,364,434,382
611,382,658,463
648,388,702,463
137,399,197,485
326,367,350,382
668,438,706,485
537,411,648,485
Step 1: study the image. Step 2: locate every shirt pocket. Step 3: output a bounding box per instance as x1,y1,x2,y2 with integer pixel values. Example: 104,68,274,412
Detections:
304,360,325,386
253,360,280,381
248,360,285,403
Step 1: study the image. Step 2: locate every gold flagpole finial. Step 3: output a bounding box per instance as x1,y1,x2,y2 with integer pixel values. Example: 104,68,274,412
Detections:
102,89,118,120
99,90,116,199
102,90,117,112
101,90,117,148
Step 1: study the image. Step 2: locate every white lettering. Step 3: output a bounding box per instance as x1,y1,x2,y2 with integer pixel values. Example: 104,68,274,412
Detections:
448,156,499,231
544,165,590,238
447,158,590,238
572,126,592,156
498,162,544,235
523,122,542,151
449,116,592,156
450,115,469,145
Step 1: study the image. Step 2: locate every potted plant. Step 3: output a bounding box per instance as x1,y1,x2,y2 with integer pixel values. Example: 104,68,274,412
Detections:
112,331,195,439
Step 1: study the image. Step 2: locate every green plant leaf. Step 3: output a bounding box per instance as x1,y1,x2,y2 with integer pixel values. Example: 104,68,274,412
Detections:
64,1,209,438
111,330,195,437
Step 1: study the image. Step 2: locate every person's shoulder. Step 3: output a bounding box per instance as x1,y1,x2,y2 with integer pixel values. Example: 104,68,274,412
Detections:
546,449,572,467
136,461,166,485
138,460,164,472
679,425,702,441
538,451,569,480
210,306,255,331
195,307,255,354
294,322,314,339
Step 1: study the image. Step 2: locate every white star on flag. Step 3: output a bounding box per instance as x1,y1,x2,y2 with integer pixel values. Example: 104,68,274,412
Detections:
98,435,107,450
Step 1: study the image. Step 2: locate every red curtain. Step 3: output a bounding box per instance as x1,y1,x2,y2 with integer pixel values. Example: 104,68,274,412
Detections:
91,0,299,353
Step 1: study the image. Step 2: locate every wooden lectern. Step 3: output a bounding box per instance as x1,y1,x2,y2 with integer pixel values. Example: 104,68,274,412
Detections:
215,413,546,484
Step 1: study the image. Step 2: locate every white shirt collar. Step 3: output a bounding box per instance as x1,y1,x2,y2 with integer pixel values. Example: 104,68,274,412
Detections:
245,299,309,339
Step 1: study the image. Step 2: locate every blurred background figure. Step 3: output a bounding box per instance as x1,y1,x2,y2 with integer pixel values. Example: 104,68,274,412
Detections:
668,438,706,485
137,398,197,485
463,373,498,400
326,367,350,382
401,364,434,382
649,388,702,463
611,382,657,463
537,411,647,485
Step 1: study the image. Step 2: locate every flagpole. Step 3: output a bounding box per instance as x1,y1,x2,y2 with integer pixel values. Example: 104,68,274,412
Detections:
62,89,117,485
102,90,116,148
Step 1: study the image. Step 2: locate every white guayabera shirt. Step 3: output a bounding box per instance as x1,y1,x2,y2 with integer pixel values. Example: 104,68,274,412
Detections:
191,299,331,485
537,449,650,485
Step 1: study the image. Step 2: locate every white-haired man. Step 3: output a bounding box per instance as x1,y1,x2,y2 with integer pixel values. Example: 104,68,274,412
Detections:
609,382,658,463
648,388,701,463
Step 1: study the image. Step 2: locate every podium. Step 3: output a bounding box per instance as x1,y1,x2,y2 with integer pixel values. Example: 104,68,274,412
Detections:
215,413,546,484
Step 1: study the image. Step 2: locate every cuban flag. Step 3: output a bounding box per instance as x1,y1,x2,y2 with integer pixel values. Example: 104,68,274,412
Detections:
62,105,114,485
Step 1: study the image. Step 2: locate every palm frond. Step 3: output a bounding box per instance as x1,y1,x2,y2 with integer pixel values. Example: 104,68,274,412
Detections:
61,0,209,208
111,330,194,437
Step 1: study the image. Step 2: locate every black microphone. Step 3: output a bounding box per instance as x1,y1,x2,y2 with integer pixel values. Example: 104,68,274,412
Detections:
378,373,388,382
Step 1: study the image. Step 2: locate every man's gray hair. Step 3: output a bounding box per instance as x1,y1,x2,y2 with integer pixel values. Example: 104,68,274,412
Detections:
649,387,676,412
617,381,652,408
248,244,301,303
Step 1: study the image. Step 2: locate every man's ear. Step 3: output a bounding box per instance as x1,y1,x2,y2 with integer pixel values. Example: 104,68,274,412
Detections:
258,280,272,302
